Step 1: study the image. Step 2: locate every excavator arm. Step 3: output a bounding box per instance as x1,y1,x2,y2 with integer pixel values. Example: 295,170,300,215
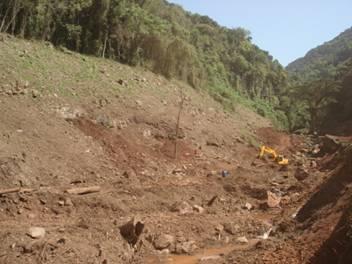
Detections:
259,146,288,165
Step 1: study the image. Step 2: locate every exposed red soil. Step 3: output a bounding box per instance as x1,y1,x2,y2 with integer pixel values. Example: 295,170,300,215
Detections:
256,127,304,154
1,36,352,264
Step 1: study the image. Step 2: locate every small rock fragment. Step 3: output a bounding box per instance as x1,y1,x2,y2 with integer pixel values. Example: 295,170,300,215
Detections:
31,89,40,98
243,202,253,211
294,167,309,181
267,191,281,208
200,255,221,261
174,240,196,254
153,234,175,250
223,223,240,235
27,227,46,239
193,205,205,214
64,197,73,206
171,201,193,215
236,236,249,244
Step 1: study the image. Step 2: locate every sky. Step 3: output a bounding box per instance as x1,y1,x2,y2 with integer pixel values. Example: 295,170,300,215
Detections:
167,0,352,66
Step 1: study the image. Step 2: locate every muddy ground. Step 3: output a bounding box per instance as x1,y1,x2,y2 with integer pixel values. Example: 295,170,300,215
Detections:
1,35,352,264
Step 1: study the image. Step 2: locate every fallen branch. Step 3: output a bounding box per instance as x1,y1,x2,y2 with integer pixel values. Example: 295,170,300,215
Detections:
0,187,34,195
65,186,101,195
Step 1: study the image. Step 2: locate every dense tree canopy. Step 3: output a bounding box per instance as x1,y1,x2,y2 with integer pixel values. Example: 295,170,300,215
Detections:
284,27,352,133
0,0,287,109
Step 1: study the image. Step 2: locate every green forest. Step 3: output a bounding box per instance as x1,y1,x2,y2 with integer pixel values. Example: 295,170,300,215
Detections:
285,27,352,134
1,0,351,134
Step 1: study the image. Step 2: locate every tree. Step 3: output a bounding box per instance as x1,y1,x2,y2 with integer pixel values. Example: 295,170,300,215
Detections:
292,80,341,132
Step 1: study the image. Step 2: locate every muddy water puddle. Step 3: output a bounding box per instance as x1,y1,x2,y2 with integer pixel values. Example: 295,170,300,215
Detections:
146,240,258,264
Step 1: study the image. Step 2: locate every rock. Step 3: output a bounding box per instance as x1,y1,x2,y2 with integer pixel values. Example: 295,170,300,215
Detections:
174,240,196,254
257,228,273,240
312,145,320,155
206,171,218,177
243,202,253,211
294,167,309,181
27,227,46,239
193,205,205,214
28,213,36,219
97,115,115,128
56,106,84,120
310,160,317,168
236,236,249,244
64,197,73,206
22,240,46,253
221,170,230,177
119,217,144,245
215,224,224,233
98,98,109,108
31,89,40,98
117,120,128,129
123,170,137,179
143,129,152,138
171,201,193,215
267,191,281,208
135,100,143,107
223,223,240,235
117,79,126,86
153,234,175,250
320,135,341,154
206,138,220,147
200,255,221,262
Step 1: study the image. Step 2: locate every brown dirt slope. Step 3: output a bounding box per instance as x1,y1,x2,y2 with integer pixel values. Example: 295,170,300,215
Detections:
1,33,351,264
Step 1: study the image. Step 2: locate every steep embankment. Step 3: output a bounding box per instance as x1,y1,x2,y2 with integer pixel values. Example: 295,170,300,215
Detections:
0,34,285,264
1,34,351,264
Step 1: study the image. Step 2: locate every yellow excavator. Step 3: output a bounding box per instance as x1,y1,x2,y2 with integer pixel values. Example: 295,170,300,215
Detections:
259,146,289,166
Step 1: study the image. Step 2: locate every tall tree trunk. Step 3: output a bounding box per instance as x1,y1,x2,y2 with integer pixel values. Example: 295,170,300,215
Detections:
310,108,318,133
10,0,18,34
0,0,13,32
102,33,108,58
19,9,28,37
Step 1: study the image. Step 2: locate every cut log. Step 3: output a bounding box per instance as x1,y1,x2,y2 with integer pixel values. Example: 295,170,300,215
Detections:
65,186,101,195
0,187,34,195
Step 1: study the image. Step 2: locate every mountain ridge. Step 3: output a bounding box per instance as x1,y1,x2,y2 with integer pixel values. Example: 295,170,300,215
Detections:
286,26,352,80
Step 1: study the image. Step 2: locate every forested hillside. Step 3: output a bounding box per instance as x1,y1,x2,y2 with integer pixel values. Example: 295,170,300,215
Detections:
287,27,352,83
321,60,352,134
0,0,288,125
281,28,352,133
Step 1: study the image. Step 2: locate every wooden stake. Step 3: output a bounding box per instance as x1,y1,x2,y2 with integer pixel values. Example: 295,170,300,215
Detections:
0,187,34,195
